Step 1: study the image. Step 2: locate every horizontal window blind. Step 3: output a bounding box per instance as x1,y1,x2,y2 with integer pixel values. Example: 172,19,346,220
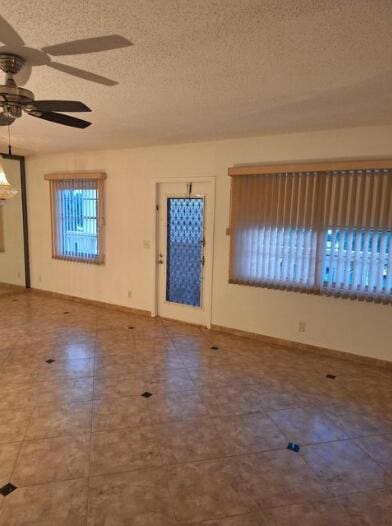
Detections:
229,164,392,303
46,174,105,264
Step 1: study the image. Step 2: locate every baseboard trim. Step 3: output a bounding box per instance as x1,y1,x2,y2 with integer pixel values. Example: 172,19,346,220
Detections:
210,323,392,370
29,288,151,318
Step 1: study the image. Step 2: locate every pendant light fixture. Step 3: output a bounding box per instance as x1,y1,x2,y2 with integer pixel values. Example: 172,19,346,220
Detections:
0,123,17,206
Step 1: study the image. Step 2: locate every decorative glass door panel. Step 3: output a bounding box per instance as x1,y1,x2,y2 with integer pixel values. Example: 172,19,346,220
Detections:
166,198,204,307
157,180,213,327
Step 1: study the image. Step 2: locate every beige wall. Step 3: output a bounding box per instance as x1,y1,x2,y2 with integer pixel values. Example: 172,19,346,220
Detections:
0,158,25,286
26,124,392,362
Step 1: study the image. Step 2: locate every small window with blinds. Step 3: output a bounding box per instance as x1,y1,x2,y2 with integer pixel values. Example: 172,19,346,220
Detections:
228,162,392,303
45,173,106,264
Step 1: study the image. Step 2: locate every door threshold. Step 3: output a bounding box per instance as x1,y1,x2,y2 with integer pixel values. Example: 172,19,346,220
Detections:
158,315,207,329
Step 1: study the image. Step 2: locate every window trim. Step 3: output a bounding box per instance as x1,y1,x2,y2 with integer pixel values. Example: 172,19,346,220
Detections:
228,159,392,176
45,172,106,264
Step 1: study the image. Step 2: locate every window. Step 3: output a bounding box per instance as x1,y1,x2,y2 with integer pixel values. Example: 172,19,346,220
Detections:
45,173,106,264
228,162,392,303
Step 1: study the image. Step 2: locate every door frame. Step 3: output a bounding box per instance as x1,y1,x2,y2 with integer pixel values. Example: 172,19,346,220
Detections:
151,176,216,328
0,153,30,288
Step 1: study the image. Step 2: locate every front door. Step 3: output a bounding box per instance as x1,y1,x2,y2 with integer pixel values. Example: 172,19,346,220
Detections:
156,180,214,326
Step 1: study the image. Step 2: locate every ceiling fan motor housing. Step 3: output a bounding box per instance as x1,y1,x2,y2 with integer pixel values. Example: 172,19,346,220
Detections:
0,54,25,76
0,84,35,118
0,54,35,119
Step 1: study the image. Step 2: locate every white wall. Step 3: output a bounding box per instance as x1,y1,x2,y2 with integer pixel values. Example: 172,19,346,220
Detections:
26,125,392,362
0,158,25,286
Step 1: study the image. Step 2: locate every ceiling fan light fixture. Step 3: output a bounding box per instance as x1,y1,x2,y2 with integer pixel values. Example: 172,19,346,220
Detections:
0,156,17,206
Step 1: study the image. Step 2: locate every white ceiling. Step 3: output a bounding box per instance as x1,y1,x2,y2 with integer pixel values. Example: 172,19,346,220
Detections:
1,0,392,155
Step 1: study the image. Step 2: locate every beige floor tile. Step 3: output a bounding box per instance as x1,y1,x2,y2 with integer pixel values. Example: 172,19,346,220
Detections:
325,408,392,438
301,439,392,495
0,387,37,413
53,342,96,361
34,377,94,404
336,488,392,525
93,369,193,399
147,391,210,424
88,469,177,525
0,478,88,526
94,354,147,376
12,434,90,486
213,412,288,454
0,442,20,490
269,407,348,445
167,459,258,523
0,370,35,388
92,396,150,431
0,349,11,367
0,409,32,444
260,501,357,525
90,427,162,475
197,385,265,416
25,402,92,440
32,357,94,381
355,434,392,472
201,513,267,526
156,419,227,464
234,450,327,509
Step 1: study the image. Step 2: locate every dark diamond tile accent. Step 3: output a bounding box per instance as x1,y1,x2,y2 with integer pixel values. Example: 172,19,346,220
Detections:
141,392,152,398
0,483,17,496
128,326,134,330
326,374,336,380
211,346,219,350
287,442,300,452
46,359,55,364
64,311,70,314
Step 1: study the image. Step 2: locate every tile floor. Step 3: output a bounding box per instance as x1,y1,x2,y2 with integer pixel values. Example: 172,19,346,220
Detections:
0,288,391,524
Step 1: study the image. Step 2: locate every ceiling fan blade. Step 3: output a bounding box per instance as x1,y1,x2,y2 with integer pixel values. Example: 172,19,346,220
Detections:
28,110,91,129
0,113,15,126
0,15,24,46
42,35,132,56
48,62,118,86
28,100,91,112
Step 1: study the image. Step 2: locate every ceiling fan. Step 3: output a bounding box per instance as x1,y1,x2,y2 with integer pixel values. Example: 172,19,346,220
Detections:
0,14,132,129
0,54,93,128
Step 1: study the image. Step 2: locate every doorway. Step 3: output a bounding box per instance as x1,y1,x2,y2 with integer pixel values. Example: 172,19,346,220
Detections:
153,179,215,327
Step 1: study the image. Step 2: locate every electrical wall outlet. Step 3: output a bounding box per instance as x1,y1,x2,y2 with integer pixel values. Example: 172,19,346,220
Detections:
128,290,132,298
38,275,42,283
143,240,151,249
298,321,306,333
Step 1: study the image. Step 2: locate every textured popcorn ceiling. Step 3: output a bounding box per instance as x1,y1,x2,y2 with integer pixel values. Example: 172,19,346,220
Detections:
0,0,392,154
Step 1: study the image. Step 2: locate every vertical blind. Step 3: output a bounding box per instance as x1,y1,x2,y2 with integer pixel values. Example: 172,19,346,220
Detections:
229,164,392,303
45,173,105,264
